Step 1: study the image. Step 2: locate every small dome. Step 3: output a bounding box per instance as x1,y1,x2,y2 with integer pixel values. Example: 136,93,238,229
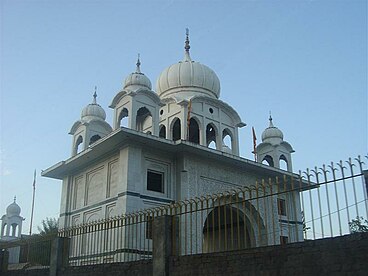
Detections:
81,92,106,120
261,116,284,142
6,198,21,216
156,32,220,100
123,57,152,91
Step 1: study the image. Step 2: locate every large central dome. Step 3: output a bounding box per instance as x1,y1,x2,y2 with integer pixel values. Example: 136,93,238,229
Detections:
156,32,220,100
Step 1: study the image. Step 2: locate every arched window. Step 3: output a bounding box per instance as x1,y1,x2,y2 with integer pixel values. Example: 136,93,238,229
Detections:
279,155,288,171
159,125,166,138
118,108,129,128
75,136,83,154
136,107,152,133
89,134,101,145
172,118,181,141
222,129,232,152
206,123,217,149
262,155,274,167
188,118,200,144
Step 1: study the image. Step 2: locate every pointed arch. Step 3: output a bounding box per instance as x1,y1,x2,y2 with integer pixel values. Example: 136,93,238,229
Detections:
279,154,288,171
118,108,129,128
171,118,181,141
206,123,217,149
136,107,152,132
262,155,274,167
222,128,233,152
159,125,166,138
89,134,101,145
188,117,200,144
75,135,83,155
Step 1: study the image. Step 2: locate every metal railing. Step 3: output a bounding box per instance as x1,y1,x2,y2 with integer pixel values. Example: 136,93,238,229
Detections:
57,155,368,265
0,233,56,267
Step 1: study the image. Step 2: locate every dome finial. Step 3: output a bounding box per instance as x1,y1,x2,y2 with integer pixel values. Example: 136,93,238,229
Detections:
136,53,141,73
184,28,192,62
185,28,190,52
93,86,97,104
269,111,274,127
14,196,16,203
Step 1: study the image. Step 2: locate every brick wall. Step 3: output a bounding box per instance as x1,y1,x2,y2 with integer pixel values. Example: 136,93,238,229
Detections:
2,268,49,276
3,233,367,276
170,232,368,276
59,260,152,276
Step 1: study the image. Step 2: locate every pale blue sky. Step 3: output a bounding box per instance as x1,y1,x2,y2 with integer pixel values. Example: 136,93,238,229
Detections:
0,0,366,234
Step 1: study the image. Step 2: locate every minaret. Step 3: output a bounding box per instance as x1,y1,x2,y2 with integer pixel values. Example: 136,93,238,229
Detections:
256,115,294,172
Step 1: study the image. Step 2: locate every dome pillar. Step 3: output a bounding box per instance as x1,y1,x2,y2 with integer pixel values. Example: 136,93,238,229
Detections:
256,116,294,172
1,197,24,240
69,91,112,157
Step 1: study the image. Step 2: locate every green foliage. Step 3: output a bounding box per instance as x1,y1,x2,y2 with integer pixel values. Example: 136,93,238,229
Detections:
24,217,59,266
349,216,368,233
37,217,58,236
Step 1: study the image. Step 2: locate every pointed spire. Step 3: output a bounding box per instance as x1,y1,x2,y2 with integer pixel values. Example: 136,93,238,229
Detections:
93,86,97,104
136,53,141,73
184,28,192,62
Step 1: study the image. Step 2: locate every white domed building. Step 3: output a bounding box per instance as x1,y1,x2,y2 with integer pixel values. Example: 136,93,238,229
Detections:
256,116,294,172
1,197,25,263
42,31,302,253
1,197,24,240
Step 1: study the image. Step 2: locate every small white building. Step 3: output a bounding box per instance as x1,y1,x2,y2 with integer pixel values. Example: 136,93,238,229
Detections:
1,198,24,263
42,32,303,250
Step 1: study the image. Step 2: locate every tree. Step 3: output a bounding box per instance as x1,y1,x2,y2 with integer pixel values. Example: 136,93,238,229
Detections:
37,217,58,236
25,218,59,266
349,216,368,233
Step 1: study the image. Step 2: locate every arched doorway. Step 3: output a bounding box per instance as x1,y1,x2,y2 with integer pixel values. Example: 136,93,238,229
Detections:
203,205,252,253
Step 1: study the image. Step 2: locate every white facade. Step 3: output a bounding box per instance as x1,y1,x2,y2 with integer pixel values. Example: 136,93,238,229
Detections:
42,32,302,249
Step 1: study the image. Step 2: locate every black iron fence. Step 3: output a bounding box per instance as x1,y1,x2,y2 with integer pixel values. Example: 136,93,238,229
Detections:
55,156,368,266
3,156,366,269
0,233,56,268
